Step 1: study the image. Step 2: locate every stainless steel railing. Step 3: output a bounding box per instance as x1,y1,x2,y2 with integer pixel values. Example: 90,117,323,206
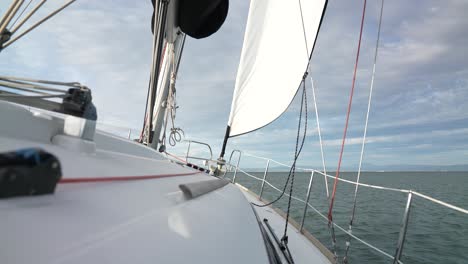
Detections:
160,145,466,263
227,149,241,181
184,139,213,164
224,150,468,264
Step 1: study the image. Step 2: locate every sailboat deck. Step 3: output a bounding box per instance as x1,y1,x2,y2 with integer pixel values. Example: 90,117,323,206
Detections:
240,185,333,264
0,145,270,263
0,101,333,263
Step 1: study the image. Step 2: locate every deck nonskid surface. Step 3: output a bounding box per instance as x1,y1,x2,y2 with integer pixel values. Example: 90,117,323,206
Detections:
1,164,270,264
1,101,331,263
240,185,333,264
0,103,268,263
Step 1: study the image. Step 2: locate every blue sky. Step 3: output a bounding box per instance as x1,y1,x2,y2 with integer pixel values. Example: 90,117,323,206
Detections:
1,0,467,170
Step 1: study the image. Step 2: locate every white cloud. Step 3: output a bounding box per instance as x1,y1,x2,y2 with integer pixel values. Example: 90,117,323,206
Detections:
1,0,467,169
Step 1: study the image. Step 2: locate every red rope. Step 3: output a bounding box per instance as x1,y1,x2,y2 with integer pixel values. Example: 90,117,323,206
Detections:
327,0,367,223
165,152,188,164
59,171,200,184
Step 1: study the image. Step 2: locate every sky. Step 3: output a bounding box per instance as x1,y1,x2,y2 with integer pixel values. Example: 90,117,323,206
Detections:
1,0,467,170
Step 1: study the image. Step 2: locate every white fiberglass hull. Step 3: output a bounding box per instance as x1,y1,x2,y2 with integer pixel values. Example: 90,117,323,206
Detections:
0,101,332,264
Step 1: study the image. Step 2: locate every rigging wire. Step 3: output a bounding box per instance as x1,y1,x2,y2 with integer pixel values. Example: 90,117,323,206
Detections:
2,0,77,49
327,0,368,257
0,76,82,100
0,79,74,93
283,80,308,242
251,2,324,258
276,1,314,249
299,0,337,259
310,76,329,198
250,80,308,209
342,0,385,262
139,75,151,142
298,0,329,198
9,0,34,28
0,75,80,87
0,93,68,99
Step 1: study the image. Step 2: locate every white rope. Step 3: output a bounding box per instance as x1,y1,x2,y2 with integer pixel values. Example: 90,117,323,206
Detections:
242,152,271,161
237,155,466,261
297,0,328,194
250,179,403,263
240,152,467,215
304,201,402,263
314,170,409,193
262,174,400,262
309,76,329,198
261,167,468,215
167,43,184,147
243,153,310,171
343,1,385,262
237,168,263,182
263,178,306,205
270,158,299,169
412,191,468,215
242,152,318,173
243,152,408,193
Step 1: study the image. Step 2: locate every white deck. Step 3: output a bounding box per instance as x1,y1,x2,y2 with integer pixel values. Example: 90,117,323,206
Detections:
240,186,333,264
0,101,332,263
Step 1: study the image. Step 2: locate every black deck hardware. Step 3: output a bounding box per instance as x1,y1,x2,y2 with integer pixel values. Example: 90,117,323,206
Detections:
62,87,97,120
250,206,282,264
263,218,294,264
0,29,11,52
0,148,62,198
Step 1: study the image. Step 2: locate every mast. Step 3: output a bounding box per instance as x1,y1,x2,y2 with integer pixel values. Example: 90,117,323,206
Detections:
142,0,229,150
150,33,185,150
145,0,181,150
144,0,167,147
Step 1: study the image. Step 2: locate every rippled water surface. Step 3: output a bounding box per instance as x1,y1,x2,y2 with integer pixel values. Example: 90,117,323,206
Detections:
226,171,468,264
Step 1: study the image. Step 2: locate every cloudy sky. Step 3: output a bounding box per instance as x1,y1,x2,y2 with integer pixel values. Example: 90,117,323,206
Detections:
1,0,467,170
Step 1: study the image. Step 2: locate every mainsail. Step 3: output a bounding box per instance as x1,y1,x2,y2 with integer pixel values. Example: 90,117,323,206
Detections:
227,0,327,137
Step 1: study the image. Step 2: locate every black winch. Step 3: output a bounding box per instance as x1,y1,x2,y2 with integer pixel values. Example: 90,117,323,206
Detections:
0,148,62,198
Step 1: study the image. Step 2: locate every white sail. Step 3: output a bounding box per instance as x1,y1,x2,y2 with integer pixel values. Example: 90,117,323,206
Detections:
227,0,327,137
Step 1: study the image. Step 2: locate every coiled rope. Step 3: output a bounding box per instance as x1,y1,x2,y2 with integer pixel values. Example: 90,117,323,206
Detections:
161,44,184,149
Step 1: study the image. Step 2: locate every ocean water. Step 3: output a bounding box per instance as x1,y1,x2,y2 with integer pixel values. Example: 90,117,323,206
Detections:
226,171,468,264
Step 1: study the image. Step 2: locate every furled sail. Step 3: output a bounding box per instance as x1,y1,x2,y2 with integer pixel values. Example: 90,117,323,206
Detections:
150,0,229,39
227,0,327,137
